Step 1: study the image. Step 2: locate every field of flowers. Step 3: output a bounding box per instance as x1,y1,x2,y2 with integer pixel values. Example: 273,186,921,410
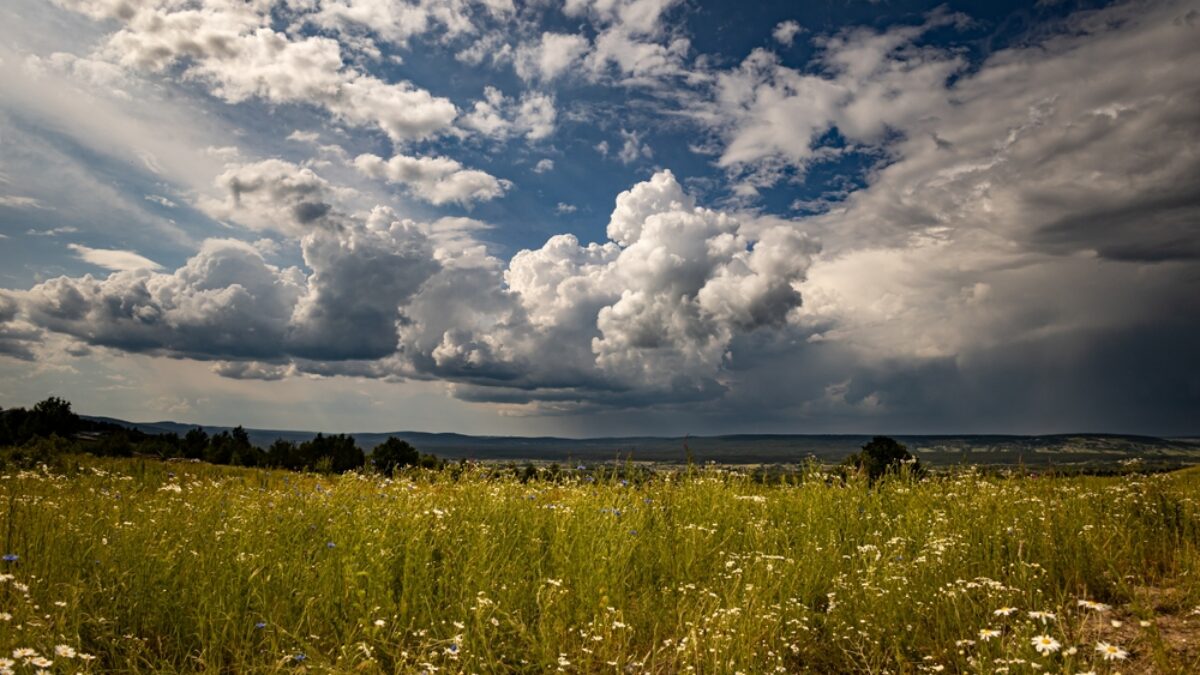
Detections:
0,458,1198,673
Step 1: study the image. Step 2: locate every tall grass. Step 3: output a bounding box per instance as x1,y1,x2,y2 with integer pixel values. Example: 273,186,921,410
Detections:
0,458,1197,672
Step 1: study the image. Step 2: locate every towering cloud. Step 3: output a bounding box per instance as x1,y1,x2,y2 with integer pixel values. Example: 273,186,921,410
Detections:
6,165,816,408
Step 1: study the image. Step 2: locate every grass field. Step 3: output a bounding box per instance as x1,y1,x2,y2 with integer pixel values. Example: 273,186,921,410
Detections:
1,458,1198,673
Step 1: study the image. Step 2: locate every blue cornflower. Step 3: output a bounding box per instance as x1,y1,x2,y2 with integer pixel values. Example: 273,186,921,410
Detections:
326,541,336,548
448,643,459,654
293,653,307,662
576,464,586,471
255,622,267,629
1,554,17,562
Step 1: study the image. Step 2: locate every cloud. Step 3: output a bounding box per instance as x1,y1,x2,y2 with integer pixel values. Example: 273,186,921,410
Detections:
772,20,803,46
515,91,557,141
210,360,291,381
532,158,555,173
26,226,80,237
720,0,1200,430
144,194,177,208
460,87,557,142
63,0,460,143
305,0,480,50
68,243,164,272
0,195,46,209
396,169,818,402
701,11,966,183
21,238,305,359
0,294,41,361
555,202,577,214
514,32,590,82
14,166,817,409
199,159,339,235
354,153,511,206
287,221,440,360
286,130,320,144
617,128,653,164
10,158,441,364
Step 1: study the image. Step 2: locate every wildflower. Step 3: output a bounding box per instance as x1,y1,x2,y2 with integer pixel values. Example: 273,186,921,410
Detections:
1139,620,1151,627
1,555,16,563
255,622,267,629
54,646,76,658
0,613,10,621
293,653,307,662
374,619,386,627
1095,641,1128,660
1028,610,1056,623
1110,619,1123,628
1077,599,1110,612
11,649,36,660
1031,635,1060,654
326,542,335,548
978,629,1001,641
29,657,52,668
993,607,1018,617
0,659,11,668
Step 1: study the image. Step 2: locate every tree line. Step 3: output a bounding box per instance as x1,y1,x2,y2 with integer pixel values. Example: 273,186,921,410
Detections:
0,397,440,474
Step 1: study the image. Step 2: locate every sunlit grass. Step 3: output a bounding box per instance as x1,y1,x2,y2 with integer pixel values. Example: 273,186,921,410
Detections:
1,458,1198,672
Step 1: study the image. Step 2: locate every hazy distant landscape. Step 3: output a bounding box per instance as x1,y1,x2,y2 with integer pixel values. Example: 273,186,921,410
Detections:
88,415,1200,468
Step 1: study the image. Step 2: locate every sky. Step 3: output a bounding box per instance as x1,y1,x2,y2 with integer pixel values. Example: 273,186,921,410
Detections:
0,0,1198,437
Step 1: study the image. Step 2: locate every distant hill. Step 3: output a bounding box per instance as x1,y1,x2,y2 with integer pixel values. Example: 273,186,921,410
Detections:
82,415,1200,467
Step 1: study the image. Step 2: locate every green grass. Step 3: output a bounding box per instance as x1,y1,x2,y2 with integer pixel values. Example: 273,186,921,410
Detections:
1,458,1198,673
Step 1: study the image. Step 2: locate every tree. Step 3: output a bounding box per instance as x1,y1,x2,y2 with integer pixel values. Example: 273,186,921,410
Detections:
267,439,300,470
841,436,923,482
231,425,251,448
371,437,420,475
206,431,235,465
183,428,209,460
327,434,365,473
32,397,77,433
296,433,365,473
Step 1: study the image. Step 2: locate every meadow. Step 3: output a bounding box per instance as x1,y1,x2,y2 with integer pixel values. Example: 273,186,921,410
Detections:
1,458,1198,673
